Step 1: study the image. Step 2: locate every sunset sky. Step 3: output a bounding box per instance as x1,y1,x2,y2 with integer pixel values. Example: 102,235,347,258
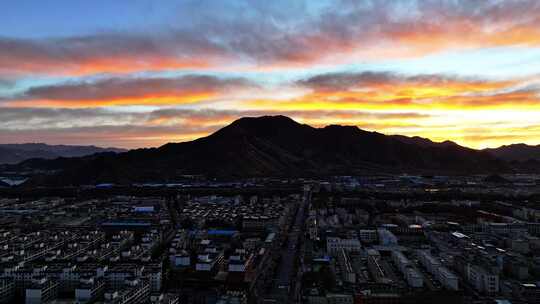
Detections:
1,0,540,149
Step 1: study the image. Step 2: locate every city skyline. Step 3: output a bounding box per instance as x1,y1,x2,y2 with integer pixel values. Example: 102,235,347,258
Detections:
2,0,540,149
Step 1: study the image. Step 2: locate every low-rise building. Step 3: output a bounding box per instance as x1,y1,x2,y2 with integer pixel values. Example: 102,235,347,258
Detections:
25,277,59,304
326,237,361,255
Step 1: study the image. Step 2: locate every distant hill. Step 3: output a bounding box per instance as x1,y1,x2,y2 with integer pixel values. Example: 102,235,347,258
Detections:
0,143,126,164
484,144,540,162
391,135,460,148
13,116,509,186
483,174,511,184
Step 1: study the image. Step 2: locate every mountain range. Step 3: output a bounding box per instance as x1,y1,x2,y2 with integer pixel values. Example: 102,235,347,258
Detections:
8,115,538,186
0,143,126,165
484,144,540,162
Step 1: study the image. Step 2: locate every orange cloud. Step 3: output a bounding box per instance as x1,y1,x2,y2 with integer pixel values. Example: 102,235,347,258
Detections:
3,2,540,76
65,58,212,76
7,93,217,108
1,54,213,76
3,75,255,108
248,72,540,112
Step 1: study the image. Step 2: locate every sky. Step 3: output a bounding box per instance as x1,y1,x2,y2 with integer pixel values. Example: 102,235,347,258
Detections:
1,0,540,149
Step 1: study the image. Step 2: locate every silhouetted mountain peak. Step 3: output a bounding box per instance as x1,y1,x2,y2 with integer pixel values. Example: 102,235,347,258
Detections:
440,140,459,147
484,143,540,161
12,116,511,186
499,143,537,149
232,115,299,127
213,115,313,139
232,115,306,131
322,124,361,132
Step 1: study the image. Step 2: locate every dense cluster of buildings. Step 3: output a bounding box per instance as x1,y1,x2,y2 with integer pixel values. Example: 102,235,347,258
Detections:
0,196,176,303
299,176,540,304
0,174,539,303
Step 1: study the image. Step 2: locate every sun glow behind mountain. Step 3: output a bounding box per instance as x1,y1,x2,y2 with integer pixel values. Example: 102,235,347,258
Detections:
1,0,540,149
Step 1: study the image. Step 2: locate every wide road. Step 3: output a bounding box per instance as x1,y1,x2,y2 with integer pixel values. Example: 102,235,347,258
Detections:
272,186,310,302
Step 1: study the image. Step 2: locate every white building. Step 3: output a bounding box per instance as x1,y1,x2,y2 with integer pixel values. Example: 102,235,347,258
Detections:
391,251,410,273
437,267,459,291
307,217,318,240
392,251,423,288
469,265,499,294
171,253,190,267
228,252,254,273
417,250,441,274
359,229,377,243
337,249,356,283
25,278,58,304
417,250,458,290
405,267,423,288
75,277,105,304
326,237,361,255
195,252,223,272
143,264,163,292
0,279,14,303
326,293,354,304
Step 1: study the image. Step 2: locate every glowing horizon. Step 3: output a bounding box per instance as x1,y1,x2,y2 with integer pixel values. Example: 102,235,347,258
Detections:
2,1,540,149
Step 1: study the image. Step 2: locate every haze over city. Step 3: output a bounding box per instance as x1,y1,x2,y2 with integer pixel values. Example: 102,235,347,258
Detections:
2,0,540,149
